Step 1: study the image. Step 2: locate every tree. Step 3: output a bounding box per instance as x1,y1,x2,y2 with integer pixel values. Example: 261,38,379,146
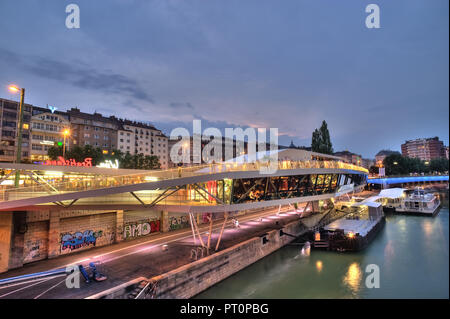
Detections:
47,146,63,160
383,153,409,175
311,129,321,153
383,154,449,176
311,120,333,154
369,165,378,175
47,144,104,165
65,146,85,162
81,145,104,165
143,155,161,169
429,158,449,173
121,152,135,169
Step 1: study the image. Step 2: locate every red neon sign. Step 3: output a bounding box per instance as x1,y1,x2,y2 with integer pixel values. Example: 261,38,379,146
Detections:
43,156,93,167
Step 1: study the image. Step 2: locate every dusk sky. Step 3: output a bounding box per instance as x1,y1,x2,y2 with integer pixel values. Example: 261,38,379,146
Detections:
0,0,448,158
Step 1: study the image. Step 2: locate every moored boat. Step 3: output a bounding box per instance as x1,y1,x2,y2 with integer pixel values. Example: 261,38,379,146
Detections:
396,187,440,216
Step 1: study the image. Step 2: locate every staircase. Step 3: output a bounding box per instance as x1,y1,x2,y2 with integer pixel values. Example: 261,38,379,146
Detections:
313,240,329,248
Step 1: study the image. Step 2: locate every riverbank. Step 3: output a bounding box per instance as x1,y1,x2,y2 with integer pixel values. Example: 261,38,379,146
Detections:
196,192,449,299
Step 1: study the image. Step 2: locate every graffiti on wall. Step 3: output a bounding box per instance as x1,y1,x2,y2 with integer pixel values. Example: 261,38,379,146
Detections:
24,240,41,262
124,220,160,239
169,215,189,231
61,230,103,252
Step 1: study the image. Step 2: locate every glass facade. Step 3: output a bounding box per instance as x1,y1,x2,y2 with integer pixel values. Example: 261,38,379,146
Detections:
230,173,366,204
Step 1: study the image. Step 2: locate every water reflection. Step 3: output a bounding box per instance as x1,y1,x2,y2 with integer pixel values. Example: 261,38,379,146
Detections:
422,220,433,238
316,260,323,273
343,262,362,295
384,240,395,262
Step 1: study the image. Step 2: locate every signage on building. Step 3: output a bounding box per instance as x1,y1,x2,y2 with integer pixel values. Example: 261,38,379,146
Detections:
96,159,119,169
40,140,55,146
43,156,93,167
47,105,58,113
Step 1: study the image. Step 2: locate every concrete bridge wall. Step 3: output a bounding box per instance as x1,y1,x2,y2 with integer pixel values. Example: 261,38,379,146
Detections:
0,208,176,273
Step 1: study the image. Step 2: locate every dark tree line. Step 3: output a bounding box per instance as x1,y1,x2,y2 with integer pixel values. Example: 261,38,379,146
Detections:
47,145,161,170
375,153,449,176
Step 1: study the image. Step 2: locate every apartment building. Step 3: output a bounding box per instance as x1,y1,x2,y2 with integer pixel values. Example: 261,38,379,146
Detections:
0,98,32,162
334,150,362,166
115,119,169,169
401,137,446,161
1,98,170,168
66,108,118,154
168,135,282,168
30,106,70,161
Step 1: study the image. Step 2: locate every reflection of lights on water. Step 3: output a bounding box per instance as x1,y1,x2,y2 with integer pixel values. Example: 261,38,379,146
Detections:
343,262,362,293
384,240,395,261
422,221,433,238
397,218,407,234
316,260,323,273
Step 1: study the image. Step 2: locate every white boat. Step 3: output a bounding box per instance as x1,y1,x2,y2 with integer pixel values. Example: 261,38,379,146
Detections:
396,187,440,216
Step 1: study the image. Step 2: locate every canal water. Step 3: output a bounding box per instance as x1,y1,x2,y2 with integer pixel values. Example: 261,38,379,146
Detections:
196,192,449,299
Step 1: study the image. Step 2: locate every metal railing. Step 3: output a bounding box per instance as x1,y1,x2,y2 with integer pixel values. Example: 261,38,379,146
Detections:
0,160,368,202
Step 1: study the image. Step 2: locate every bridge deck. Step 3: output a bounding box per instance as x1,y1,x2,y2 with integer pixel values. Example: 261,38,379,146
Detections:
0,161,367,211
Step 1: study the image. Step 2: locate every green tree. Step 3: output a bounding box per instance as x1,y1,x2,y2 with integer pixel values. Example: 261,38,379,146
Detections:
47,144,163,170
311,120,333,154
429,158,449,173
383,154,449,176
47,146,63,160
121,152,135,169
47,144,104,165
82,145,104,165
383,153,409,175
311,129,321,153
143,155,161,169
65,146,85,162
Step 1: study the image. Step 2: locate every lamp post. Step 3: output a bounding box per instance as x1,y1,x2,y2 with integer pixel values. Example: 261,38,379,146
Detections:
62,129,70,158
8,85,25,188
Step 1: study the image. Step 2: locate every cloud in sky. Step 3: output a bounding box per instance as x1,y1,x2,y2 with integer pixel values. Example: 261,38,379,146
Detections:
0,0,448,157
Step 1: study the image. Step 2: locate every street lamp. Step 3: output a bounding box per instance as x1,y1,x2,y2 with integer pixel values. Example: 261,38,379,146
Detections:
62,129,70,158
8,85,25,188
